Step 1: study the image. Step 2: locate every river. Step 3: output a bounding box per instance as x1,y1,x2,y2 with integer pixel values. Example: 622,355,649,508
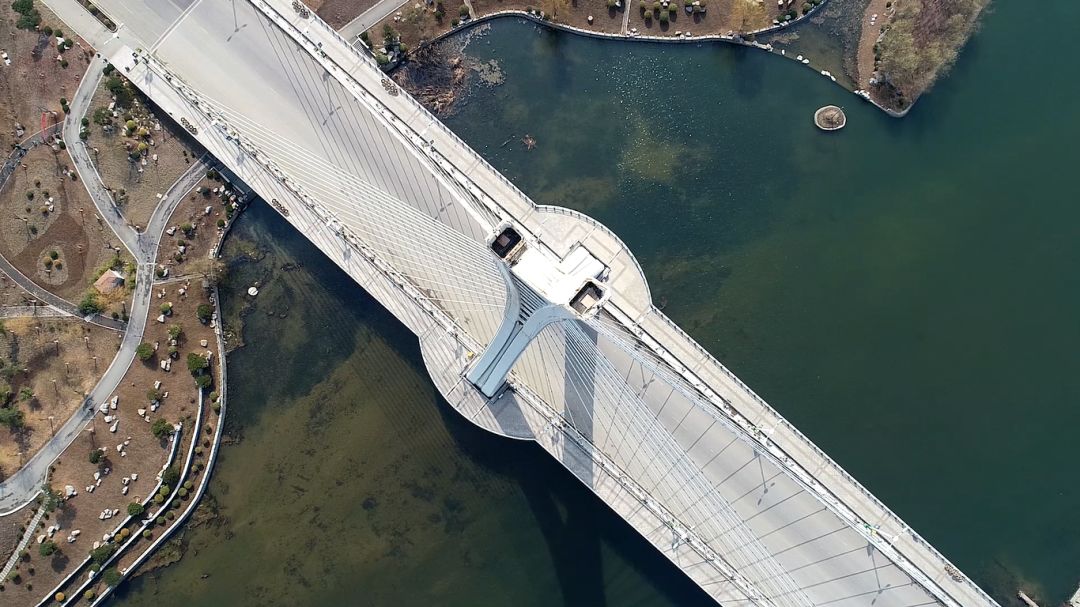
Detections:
113,0,1080,604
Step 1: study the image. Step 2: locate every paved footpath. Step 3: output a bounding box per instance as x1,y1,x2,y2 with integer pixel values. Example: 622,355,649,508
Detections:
0,56,210,513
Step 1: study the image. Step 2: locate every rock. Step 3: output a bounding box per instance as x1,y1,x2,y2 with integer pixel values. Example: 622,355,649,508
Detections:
131,473,138,481
123,439,130,446
150,404,158,412
104,415,114,423
200,339,208,347
67,535,76,543
92,541,100,550
122,486,129,495
122,477,129,485
72,530,80,537
157,314,166,323
93,472,100,481
103,534,110,541
110,421,119,433
87,485,95,493
154,381,162,390
37,534,45,544
138,408,146,416
160,360,168,370
112,509,120,516
144,415,151,422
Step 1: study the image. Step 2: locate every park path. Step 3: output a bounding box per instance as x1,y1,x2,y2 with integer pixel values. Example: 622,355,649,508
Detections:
0,58,210,513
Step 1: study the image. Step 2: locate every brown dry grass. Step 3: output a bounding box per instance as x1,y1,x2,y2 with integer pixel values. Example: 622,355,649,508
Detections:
0,2,94,150
0,284,221,606
154,177,235,279
305,0,383,28
85,76,203,232
0,145,133,311
372,0,468,50
0,318,120,481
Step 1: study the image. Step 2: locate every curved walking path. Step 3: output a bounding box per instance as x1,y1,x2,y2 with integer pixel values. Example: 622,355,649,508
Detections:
0,60,211,513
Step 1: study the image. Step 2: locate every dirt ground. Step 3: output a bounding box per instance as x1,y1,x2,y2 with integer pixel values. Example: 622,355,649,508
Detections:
304,0,381,28
0,145,135,314
155,176,238,280
0,500,35,571
0,1,95,150
0,317,120,480
627,0,773,36
371,0,468,50
0,283,221,605
0,276,43,307
85,74,205,232
855,0,891,86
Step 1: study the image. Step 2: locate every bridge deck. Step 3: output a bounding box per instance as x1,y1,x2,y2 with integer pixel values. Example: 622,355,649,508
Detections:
39,0,997,605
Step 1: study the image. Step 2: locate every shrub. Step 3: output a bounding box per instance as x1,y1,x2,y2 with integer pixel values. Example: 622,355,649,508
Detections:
126,502,144,517
77,293,103,315
89,543,116,566
458,4,469,16
166,510,176,520
119,528,130,538
658,10,668,21
160,302,173,315
0,407,25,429
83,589,95,601
178,487,189,498
135,342,154,361
38,541,57,557
183,480,194,490
151,418,173,439
153,494,164,505
168,324,184,340
196,304,213,323
55,592,65,602
103,567,121,587
88,448,104,464
142,530,152,540
187,353,209,374
159,485,170,496
216,218,226,228
211,401,221,413
162,465,180,487
195,374,213,390
156,516,166,526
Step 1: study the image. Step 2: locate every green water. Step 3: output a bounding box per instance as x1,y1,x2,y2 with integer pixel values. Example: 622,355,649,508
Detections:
115,0,1080,604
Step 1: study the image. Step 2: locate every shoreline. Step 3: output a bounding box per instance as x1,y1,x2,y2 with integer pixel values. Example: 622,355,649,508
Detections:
390,11,914,117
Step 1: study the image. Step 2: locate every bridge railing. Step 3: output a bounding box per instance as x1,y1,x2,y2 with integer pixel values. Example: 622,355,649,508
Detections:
642,306,999,606
250,3,997,605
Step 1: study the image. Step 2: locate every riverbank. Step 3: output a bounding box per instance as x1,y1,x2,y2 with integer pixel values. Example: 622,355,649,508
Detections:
364,0,986,116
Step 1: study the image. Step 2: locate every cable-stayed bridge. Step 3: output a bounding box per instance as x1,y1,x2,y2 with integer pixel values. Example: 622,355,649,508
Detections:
42,0,998,605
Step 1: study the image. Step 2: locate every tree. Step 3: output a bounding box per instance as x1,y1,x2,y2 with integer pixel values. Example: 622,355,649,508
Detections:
126,502,144,517
162,464,180,487
89,543,116,566
151,418,173,439
103,567,121,587
135,342,154,361
187,353,209,375
168,324,184,341
78,293,103,316
195,374,213,390
0,407,25,429
39,540,58,557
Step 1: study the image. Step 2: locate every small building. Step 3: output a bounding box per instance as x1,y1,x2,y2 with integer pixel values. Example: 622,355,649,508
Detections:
94,270,125,294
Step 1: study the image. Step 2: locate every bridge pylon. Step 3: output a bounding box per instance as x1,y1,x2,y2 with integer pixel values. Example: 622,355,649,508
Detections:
466,222,609,397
